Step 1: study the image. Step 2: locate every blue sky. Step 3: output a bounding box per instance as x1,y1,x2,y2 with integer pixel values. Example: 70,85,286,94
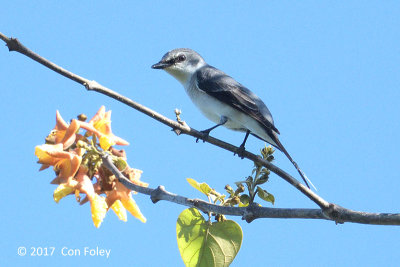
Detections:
1,1,400,266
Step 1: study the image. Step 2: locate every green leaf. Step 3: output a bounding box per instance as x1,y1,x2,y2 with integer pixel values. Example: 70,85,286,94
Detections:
239,194,250,207
255,178,267,186
113,157,127,171
256,187,275,205
186,178,212,196
177,208,243,267
255,175,269,186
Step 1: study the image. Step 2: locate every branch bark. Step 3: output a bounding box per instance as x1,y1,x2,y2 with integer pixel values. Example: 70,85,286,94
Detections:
102,154,400,225
2,32,399,225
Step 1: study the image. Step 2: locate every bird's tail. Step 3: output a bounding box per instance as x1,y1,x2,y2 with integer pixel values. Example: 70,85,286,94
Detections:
270,132,317,191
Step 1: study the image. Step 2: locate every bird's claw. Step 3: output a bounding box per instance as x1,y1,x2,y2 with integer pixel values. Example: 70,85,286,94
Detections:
234,145,246,159
196,130,210,143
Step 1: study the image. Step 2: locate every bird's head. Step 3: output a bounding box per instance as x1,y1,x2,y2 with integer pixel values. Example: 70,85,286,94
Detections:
151,48,206,85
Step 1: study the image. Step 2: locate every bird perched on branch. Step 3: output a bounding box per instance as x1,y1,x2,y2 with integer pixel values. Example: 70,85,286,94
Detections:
152,48,314,190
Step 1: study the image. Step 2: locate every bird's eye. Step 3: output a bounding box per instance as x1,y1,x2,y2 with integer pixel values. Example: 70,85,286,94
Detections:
177,55,186,62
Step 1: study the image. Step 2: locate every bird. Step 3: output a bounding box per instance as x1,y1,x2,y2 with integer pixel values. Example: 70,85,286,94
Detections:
151,48,314,189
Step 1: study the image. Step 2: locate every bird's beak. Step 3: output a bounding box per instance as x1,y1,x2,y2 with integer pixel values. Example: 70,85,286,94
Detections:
151,61,172,69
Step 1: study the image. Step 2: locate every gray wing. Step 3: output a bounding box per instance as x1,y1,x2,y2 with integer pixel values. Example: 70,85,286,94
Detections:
196,65,280,134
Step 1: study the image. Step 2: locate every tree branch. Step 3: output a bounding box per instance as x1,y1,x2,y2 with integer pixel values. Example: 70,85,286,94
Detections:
2,32,399,225
102,154,400,225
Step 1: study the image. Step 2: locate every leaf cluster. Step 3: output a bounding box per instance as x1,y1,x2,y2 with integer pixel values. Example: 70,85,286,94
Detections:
234,145,275,205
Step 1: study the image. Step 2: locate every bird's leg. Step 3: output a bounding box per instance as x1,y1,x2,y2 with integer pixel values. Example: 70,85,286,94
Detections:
196,116,228,143
234,130,250,159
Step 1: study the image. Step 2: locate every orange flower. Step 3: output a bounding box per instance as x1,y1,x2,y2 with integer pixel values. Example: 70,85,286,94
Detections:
89,106,112,134
48,108,129,151
106,181,146,223
86,106,129,150
47,111,80,149
36,107,142,228
105,167,147,223
74,167,107,228
53,166,107,228
35,144,82,184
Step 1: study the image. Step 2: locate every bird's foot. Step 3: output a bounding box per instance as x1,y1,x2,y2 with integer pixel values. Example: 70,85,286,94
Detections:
234,144,246,159
196,130,211,143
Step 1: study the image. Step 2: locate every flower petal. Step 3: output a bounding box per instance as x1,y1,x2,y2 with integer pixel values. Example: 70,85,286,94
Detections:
89,106,106,124
62,160,81,183
55,110,69,131
90,194,108,228
110,200,127,222
35,144,64,166
53,183,75,203
121,195,146,223
99,135,115,151
113,136,130,146
61,119,80,149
